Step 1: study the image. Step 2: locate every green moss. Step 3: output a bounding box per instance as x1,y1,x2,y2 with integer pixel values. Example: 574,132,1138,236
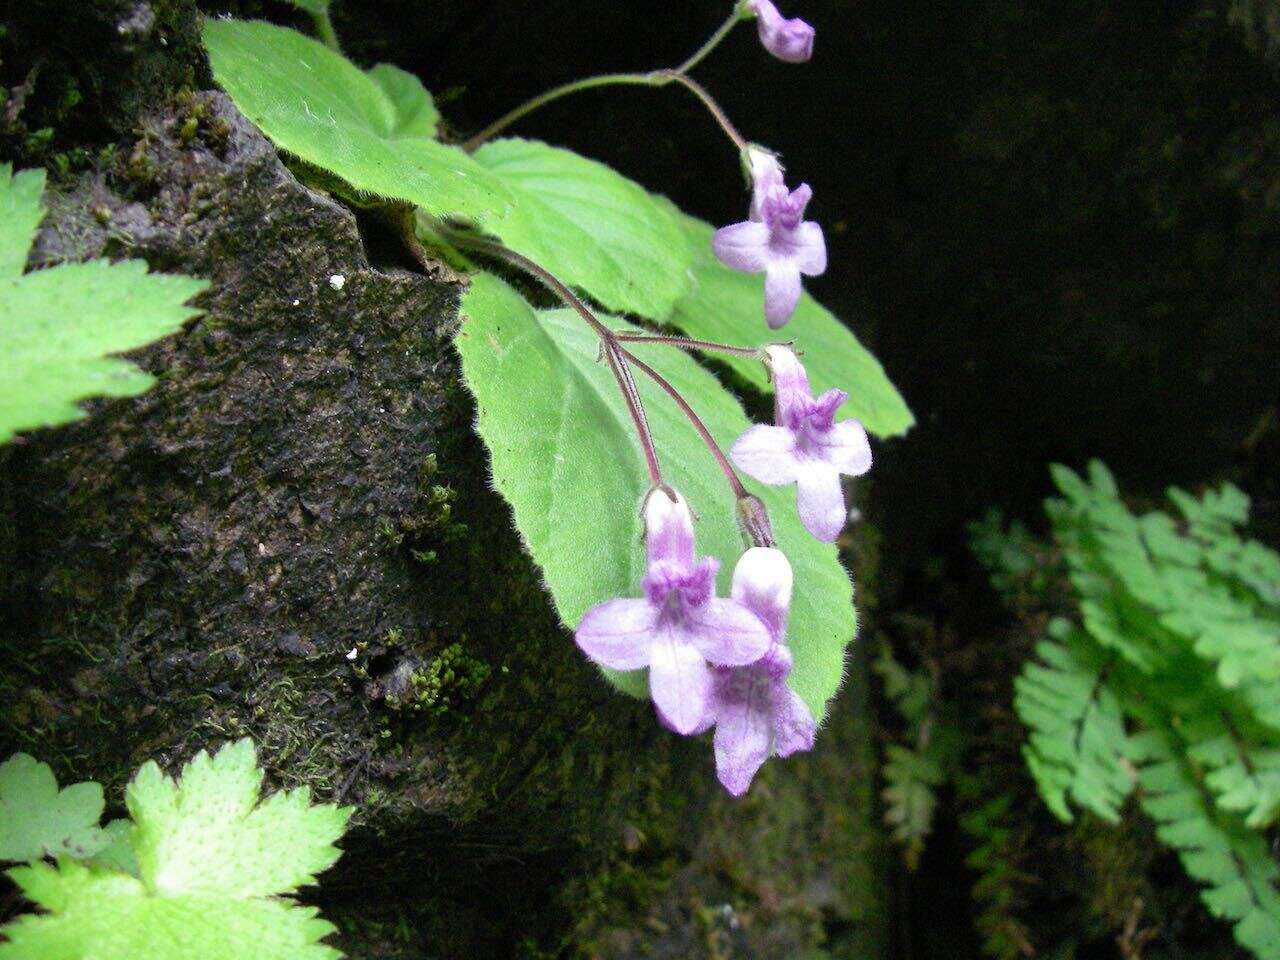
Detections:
383,643,491,717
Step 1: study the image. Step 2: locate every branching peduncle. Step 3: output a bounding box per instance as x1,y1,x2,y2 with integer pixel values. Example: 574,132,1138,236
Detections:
620,346,751,502
462,9,749,152
433,224,664,487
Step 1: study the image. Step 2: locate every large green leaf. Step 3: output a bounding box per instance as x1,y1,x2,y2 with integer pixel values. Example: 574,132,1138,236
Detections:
455,273,855,720
665,205,914,438
473,139,693,318
0,164,208,444
202,19,517,226
0,739,349,960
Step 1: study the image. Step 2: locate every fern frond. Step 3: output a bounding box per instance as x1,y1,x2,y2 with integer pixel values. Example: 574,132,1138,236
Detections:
1188,735,1280,829
1132,730,1280,960
1014,619,1132,822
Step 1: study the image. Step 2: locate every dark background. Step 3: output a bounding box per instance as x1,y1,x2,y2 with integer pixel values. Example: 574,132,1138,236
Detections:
326,0,1280,572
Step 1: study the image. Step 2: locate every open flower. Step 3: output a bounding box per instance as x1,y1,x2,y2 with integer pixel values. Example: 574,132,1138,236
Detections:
706,547,816,795
730,346,871,542
746,0,816,63
712,149,827,329
575,488,772,733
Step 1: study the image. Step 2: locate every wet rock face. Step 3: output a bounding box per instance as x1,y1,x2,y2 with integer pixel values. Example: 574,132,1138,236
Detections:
0,90,466,798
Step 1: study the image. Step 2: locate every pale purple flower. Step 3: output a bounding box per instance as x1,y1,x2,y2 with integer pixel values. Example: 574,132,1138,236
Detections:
575,488,772,734
748,0,816,63
712,150,827,329
707,547,816,795
730,346,871,542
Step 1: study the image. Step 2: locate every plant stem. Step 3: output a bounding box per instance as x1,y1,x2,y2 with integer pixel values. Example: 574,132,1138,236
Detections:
613,332,762,358
620,347,749,501
463,73,655,152
311,8,341,52
438,227,664,487
650,70,748,150
675,7,748,74
466,69,747,154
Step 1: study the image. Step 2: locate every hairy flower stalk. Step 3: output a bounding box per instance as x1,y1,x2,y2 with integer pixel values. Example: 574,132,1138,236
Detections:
731,345,872,542
576,489,773,732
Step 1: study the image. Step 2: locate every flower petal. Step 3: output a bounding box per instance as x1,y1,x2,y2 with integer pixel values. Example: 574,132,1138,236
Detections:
712,220,771,273
751,0,816,63
575,598,657,670
712,669,774,796
792,221,827,275
765,345,813,427
730,424,801,485
644,487,695,570
731,547,793,641
773,684,817,757
764,261,803,329
686,598,772,666
649,635,712,735
815,419,872,477
795,460,847,542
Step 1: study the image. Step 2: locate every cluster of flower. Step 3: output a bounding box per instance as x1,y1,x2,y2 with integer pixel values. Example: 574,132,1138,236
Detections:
570,1,874,797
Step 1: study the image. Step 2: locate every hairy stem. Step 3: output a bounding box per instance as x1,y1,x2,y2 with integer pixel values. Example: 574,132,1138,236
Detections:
620,347,750,501
437,226,664,486
311,7,341,52
614,331,762,358
676,6,749,73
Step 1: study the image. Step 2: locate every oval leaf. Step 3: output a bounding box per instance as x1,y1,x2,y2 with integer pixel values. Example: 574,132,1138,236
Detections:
455,273,855,720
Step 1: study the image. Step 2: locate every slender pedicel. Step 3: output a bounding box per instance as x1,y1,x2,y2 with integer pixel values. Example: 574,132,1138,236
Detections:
440,226,664,486
613,332,762,358
620,346,750,502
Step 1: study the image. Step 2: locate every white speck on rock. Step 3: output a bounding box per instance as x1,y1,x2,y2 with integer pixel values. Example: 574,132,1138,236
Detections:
328,274,346,291
292,298,301,307
346,647,359,661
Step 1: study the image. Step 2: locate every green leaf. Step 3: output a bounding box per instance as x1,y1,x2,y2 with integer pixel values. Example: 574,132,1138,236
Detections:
129,739,350,898
472,139,693,318
0,861,340,960
455,274,855,719
0,754,107,862
87,820,139,877
882,743,944,869
1014,622,1132,823
0,167,208,445
1133,730,1280,960
663,204,914,438
0,740,350,960
0,164,45,280
367,63,440,139
202,19,517,226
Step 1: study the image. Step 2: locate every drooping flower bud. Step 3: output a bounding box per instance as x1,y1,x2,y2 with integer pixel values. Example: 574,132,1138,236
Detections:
745,0,815,63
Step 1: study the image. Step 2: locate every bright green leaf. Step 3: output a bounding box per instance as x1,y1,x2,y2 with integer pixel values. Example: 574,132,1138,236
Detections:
87,820,139,877
0,861,340,960
202,19,518,226
0,754,106,862
0,740,350,960
472,138,693,318
367,63,440,139
455,273,855,719
0,164,45,280
0,167,208,445
129,738,350,899
664,204,914,438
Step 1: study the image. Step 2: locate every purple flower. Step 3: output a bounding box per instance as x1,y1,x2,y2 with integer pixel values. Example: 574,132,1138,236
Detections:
707,547,816,795
575,488,773,733
712,150,827,329
747,0,816,63
730,346,871,542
